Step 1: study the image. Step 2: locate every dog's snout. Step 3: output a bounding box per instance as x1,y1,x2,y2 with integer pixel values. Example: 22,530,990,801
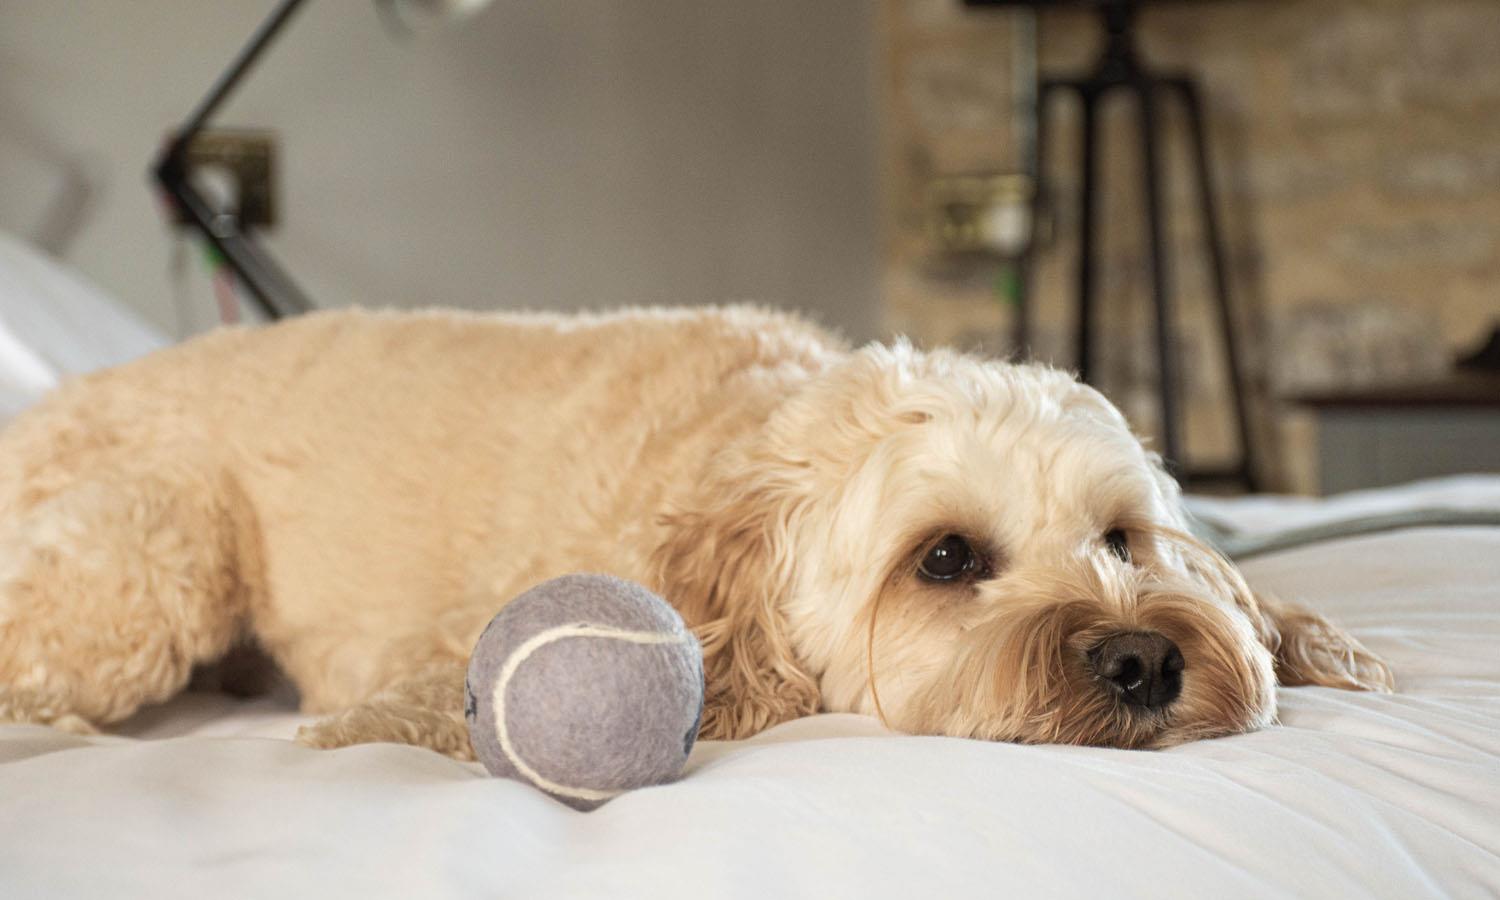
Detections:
1091,632,1184,710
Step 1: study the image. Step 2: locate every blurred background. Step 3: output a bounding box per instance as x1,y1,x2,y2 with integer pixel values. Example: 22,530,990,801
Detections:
0,0,1495,494
0,1,880,336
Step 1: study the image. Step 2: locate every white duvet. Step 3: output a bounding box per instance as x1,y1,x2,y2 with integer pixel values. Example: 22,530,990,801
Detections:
1,477,1497,898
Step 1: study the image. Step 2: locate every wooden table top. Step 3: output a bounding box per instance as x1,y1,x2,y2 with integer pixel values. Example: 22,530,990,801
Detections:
1291,370,1500,409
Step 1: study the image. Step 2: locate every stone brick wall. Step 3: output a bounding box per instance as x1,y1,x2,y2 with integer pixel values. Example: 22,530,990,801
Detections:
882,0,1500,491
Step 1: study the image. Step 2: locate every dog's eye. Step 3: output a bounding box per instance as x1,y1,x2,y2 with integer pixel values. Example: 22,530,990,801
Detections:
919,534,981,582
1104,528,1131,563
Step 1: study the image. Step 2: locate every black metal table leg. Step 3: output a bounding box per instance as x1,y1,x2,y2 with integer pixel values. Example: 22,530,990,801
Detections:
1136,82,1182,471
1018,81,1058,358
1171,77,1258,490
1075,87,1101,384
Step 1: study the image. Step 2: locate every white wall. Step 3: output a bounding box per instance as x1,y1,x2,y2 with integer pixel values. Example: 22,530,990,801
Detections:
0,1,880,340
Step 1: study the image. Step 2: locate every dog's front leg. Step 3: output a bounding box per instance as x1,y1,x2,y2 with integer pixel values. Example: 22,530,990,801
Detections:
295,659,475,761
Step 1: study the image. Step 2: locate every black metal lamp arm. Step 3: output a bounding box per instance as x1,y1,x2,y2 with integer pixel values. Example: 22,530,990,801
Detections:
152,0,314,320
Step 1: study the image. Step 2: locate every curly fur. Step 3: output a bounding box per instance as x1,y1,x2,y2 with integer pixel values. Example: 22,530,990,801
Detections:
0,306,1391,756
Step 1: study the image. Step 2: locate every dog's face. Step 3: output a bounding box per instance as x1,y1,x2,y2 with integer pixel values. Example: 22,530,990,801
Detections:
656,342,1391,746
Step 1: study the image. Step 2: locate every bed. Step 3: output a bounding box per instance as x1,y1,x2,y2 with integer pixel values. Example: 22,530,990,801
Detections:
0,236,1497,898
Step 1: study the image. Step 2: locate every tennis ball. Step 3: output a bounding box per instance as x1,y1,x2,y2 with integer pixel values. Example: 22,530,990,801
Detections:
464,573,705,811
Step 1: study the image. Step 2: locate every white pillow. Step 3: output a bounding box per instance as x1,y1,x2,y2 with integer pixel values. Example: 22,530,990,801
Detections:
0,232,168,419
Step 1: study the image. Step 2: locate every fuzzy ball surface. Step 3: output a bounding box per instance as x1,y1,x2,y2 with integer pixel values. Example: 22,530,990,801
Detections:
464,573,705,810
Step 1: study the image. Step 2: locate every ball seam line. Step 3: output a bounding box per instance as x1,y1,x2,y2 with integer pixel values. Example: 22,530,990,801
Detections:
491,622,695,805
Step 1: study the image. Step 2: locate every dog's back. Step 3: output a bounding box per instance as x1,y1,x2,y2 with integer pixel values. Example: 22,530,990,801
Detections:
0,305,841,714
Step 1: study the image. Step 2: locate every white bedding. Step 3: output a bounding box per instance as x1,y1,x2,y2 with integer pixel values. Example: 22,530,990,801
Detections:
1,477,1497,898
0,231,167,419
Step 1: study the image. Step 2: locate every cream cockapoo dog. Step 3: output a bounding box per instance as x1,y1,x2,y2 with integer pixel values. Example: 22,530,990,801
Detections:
0,306,1390,756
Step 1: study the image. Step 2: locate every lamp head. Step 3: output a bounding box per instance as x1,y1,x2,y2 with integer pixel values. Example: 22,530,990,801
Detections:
382,0,494,24
403,0,492,16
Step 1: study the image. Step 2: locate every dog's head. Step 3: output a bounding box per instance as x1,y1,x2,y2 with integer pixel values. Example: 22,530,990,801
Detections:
654,342,1391,746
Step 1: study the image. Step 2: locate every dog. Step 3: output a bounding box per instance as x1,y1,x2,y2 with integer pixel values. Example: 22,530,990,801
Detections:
0,306,1391,756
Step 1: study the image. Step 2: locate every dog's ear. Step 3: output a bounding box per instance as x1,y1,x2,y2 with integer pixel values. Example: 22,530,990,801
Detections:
651,471,820,740
1155,525,1393,693
1253,594,1394,692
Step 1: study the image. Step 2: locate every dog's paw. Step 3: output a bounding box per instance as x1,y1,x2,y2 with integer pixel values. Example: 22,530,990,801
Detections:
49,714,100,735
294,719,350,750
0,691,100,734
296,706,477,761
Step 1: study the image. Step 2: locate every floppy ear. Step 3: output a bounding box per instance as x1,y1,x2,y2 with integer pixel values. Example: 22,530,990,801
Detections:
1154,524,1394,693
650,472,821,740
1253,594,1394,693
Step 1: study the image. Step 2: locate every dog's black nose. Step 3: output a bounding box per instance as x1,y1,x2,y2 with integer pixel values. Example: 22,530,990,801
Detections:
1091,632,1184,710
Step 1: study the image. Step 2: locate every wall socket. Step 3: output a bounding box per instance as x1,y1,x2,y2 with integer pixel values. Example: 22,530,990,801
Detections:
925,172,1034,259
173,129,279,229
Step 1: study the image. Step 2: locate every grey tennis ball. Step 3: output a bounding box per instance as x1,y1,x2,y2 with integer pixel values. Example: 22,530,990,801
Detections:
464,573,705,811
